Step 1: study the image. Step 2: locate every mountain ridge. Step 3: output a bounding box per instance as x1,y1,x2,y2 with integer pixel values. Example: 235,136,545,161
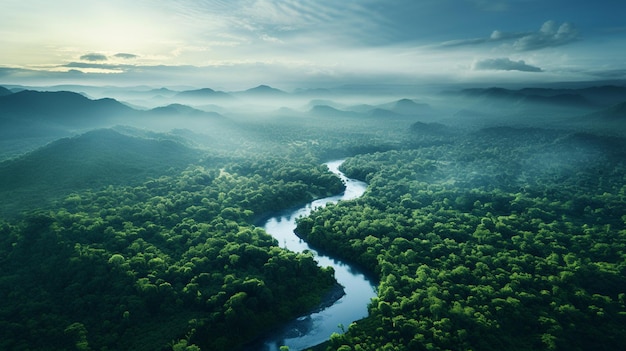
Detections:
175,88,233,100
0,90,135,125
241,84,287,96
0,128,202,216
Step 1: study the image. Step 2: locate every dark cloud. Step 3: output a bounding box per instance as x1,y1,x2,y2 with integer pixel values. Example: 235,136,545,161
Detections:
473,58,543,72
439,21,579,52
80,53,108,61
114,53,138,59
513,21,580,51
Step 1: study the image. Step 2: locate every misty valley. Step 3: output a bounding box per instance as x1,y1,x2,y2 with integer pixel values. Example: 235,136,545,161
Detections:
1,82,626,351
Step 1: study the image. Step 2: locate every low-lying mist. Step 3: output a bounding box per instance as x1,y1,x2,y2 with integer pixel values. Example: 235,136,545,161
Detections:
1,80,626,351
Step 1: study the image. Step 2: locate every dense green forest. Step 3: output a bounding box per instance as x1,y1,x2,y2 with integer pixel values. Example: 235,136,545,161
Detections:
1,84,626,350
297,128,626,350
0,151,345,350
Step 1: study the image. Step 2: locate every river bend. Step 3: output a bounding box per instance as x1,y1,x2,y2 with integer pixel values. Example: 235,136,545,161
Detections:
253,160,377,351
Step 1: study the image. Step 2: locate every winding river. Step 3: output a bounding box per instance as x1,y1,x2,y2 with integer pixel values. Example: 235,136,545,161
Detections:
251,160,377,351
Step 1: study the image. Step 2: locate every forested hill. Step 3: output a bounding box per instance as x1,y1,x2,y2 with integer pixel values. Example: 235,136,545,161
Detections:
0,90,135,126
296,127,626,351
0,128,202,217
0,85,12,96
0,156,344,350
1,82,625,350
457,86,626,108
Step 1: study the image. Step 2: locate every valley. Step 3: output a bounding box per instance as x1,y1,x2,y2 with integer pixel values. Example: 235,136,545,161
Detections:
1,82,626,350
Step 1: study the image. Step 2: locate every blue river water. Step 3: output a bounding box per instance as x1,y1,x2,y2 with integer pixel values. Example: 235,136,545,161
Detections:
253,160,377,351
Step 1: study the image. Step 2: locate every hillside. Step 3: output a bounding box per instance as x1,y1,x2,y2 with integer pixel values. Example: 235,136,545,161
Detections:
149,103,223,118
0,86,12,97
459,87,595,109
519,85,626,106
175,88,233,101
0,90,135,126
385,98,432,115
588,101,626,120
309,105,359,118
0,129,201,216
240,84,287,97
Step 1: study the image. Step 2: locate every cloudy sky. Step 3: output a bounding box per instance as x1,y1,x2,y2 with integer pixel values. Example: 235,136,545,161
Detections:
1,0,625,89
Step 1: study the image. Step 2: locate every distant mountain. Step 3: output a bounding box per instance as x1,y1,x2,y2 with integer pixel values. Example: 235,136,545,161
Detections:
149,103,223,118
0,86,12,97
577,86,626,106
459,87,599,109
353,99,432,117
459,87,521,100
519,85,626,106
176,88,233,100
306,99,345,110
309,105,359,117
384,99,432,115
0,90,135,126
310,105,343,114
149,87,177,96
241,85,287,96
586,101,626,120
521,93,595,108
0,128,202,215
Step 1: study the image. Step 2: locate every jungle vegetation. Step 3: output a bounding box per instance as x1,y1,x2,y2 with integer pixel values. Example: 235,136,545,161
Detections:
1,84,626,350
298,127,626,351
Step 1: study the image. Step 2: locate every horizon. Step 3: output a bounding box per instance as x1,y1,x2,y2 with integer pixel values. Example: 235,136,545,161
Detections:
2,0,625,90
2,3,626,349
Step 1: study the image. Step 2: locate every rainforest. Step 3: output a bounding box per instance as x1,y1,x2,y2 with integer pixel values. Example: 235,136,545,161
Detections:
1,81,626,351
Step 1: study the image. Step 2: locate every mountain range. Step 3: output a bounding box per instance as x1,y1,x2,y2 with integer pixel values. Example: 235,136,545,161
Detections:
175,87,233,101
309,98,432,118
0,88,235,159
457,86,626,110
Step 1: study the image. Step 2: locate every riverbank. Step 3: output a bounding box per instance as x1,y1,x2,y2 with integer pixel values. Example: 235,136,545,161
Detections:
313,282,346,313
252,160,376,350
243,282,345,351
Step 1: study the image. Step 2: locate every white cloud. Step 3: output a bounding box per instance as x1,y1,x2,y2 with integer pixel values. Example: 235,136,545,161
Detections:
438,20,580,52
260,34,283,43
0,1,622,87
513,21,580,51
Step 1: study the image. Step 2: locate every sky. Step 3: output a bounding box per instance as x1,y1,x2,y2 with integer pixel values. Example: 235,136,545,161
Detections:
1,0,625,90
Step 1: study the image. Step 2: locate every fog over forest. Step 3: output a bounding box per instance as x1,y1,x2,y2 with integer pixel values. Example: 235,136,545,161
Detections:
2,1,626,350
1,79,625,351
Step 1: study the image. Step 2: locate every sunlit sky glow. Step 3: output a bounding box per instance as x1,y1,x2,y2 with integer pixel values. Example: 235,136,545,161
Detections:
1,0,625,89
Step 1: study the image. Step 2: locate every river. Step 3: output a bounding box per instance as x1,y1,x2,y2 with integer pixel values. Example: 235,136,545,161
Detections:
251,159,377,351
